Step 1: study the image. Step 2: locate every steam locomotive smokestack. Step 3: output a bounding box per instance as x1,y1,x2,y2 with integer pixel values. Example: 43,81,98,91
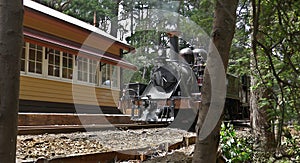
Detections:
168,32,179,60
170,35,179,53
93,11,97,27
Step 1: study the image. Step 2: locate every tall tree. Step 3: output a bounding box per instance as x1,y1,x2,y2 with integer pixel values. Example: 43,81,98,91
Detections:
250,0,276,157
0,0,23,162
193,0,239,162
110,0,121,37
250,0,300,159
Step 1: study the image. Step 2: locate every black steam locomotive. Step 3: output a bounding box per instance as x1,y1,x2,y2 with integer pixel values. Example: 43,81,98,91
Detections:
119,39,249,130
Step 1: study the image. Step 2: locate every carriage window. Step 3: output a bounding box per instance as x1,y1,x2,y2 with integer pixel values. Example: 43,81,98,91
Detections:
21,42,26,72
88,59,98,84
62,52,73,79
111,65,119,88
20,42,120,89
48,48,61,77
77,56,99,84
28,43,43,74
77,56,88,82
101,64,111,87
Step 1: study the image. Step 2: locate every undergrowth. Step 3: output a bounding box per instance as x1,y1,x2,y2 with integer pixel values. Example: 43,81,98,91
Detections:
220,123,253,163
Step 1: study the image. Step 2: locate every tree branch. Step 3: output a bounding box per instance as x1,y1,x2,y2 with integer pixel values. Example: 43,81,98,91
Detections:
256,41,299,88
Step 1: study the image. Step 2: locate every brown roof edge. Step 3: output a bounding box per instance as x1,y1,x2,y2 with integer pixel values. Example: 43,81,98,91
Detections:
24,0,133,49
23,29,137,71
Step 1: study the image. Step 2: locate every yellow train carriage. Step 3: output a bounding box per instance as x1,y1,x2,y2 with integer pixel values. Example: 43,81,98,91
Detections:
20,0,136,113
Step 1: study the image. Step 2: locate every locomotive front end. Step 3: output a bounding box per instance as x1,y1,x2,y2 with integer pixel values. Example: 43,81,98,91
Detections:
120,47,202,131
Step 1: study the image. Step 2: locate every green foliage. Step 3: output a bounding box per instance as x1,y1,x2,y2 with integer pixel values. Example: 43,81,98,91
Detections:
39,0,118,33
228,0,251,76
281,125,300,162
284,137,300,161
227,0,300,152
65,0,118,32
256,126,300,162
220,123,252,162
189,0,214,35
38,0,70,11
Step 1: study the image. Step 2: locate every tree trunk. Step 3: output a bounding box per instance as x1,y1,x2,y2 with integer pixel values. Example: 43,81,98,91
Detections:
193,0,238,162
250,79,276,151
110,0,120,37
250,0,276,156
0,0,23,162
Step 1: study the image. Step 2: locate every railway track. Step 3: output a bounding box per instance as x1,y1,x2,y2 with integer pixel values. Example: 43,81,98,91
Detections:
18,113,170,135
17,113,250,135
18,123,169,135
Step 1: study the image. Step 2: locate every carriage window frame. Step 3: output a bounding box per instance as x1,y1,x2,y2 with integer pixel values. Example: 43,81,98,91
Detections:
77,56,89,83
88,59,98,84
21,41,120,90
101,63,111,87
28,43,44,75
111,65,120,89
47,48,61,78
21,42,44,76
21,42,27,72
76,56,99,85
62,52,74,80
45,48,74,80
100,63,120,89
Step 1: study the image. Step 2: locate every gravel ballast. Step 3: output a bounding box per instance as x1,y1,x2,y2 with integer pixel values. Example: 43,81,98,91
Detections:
17,128,195,162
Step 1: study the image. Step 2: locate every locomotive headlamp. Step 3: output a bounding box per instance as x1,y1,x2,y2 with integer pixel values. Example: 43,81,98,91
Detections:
179,48,194,65
141,96,150,108
179,47,193,55
193,48,207,61
141,96,149,100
